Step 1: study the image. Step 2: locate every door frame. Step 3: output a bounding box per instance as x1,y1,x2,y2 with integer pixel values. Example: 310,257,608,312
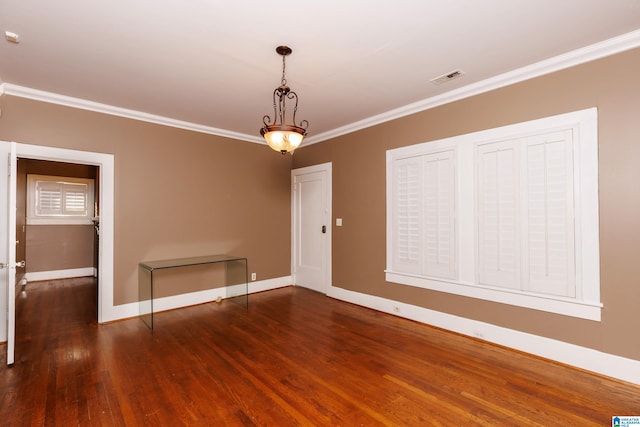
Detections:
291,162,332,293
13,143,114,324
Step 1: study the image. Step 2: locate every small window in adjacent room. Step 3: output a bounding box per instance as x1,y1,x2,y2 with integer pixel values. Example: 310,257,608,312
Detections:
27,174,95,225
386,108,602,321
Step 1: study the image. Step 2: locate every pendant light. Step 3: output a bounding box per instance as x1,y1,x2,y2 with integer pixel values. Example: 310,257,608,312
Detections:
260,45,309,155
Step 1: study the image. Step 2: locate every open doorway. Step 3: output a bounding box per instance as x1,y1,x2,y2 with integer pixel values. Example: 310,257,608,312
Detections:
16,159,99,317
3,142,114,365
12,143,115,324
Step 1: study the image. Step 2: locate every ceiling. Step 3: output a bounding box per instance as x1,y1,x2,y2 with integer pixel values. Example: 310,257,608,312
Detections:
1,1,640,146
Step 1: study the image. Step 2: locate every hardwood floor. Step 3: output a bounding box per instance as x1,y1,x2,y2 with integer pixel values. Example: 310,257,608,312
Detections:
1,278,638,426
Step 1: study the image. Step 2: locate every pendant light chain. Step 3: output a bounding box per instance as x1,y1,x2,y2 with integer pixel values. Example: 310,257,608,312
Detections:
281,54,287,87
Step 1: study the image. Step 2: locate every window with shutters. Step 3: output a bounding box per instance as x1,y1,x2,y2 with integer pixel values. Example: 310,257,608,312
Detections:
27,175,95,225
392,150,456,279
386,108,601,321
477,130,576,298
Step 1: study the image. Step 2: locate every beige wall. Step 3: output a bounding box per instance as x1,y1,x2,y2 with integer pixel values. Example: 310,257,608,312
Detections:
0,98,293,305
293,47,640,362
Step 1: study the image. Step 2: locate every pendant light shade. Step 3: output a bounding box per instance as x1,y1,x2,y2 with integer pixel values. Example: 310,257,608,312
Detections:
260,46,309,155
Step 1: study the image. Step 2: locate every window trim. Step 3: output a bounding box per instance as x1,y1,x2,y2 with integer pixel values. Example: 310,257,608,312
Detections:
386,108,601,321
27,174,96,225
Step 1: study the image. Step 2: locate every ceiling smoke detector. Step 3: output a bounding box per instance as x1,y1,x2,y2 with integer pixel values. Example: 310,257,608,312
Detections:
430,69,465,85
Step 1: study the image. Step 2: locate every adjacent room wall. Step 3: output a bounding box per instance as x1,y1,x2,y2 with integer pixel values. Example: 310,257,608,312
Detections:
0,99,293,305
25,225,95,274
292,47,640,363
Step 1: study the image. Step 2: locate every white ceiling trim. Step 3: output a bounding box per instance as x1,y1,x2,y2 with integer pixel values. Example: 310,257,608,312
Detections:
304,28,640,145
1,83,265,145
2,28,640,146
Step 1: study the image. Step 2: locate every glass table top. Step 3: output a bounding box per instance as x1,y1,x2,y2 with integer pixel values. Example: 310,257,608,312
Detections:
139,254,247,271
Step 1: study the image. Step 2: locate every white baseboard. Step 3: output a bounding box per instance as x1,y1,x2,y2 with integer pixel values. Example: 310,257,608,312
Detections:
101,276,292,323
327,285,640,386
248,276,292,294
25,267,96,282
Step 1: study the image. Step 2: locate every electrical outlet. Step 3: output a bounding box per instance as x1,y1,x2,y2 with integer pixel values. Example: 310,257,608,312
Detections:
251,272,256,281
473,330,484,339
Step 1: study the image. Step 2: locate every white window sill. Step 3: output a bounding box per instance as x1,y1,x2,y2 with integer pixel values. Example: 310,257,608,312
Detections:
385,270,602,321
27,218,94,226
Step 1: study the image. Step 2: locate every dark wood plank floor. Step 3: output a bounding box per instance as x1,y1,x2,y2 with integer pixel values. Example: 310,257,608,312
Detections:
1,277,638,426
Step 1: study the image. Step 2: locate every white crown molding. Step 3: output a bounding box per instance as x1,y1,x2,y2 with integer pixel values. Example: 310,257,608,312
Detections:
304,28,640,145
0,83,264,145
3,29,640,145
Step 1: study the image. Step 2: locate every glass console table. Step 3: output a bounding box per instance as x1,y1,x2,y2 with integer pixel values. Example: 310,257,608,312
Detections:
138,254,248,330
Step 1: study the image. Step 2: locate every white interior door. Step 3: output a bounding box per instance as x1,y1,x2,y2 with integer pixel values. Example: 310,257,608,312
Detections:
1,141,17,365
292,163,331,294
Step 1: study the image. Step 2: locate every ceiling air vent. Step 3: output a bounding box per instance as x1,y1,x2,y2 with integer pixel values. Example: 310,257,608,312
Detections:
5,31,20,43
430,69,464,85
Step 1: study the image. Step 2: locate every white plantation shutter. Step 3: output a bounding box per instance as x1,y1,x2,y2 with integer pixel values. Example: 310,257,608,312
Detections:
36,180,89,216
522,131,575,297
476,131,576,297
423,151,455,278
477,140,519,289
393,157,422,274
36,180,64,215
392,151,456,279
63,183,89,214
28,175,94,224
